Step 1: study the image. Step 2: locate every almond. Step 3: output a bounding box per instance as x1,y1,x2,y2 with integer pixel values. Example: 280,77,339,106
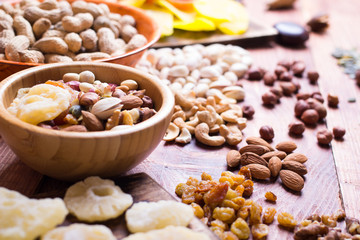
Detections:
81,111,104,131
279,170,304,191
246,163,271,180
61,125,88,132
226,150,241,168
240,152,268,166
261,151,287,161
283,153,308,163
239,145,270,155
268,156,282,177
120,95,143,109
275,141,297,153
246,136,274,151
282,160,308,176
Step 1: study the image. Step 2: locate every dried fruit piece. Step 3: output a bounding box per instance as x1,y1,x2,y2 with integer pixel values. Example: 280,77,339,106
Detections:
262,207,277,224
42,223,116,240
249,201,263,225
230,218,250,239
0,187,68,240
251,224,269,239
64,176,133,222
125,200,194,233
123,226,211,240
265,191,277,202
277,212,298,229
213,207,236,224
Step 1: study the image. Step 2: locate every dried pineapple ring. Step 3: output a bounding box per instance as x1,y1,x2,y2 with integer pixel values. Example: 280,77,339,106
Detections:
123,226,211,240
42,223,116,240
64,176,133,222
125,200,194,233
0,187,68,240
7,84,71,125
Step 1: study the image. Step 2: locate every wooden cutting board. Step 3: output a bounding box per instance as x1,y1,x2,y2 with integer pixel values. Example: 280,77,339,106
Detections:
33,172,218,240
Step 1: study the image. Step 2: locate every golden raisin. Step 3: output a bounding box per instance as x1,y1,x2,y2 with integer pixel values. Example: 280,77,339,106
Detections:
211,226,224,239
242,180,254,198
222,231,238,240
203,204,212,219
235,185,245,197
251,224,269,239
191,202,204,219
231,217,250,239
238,205,250,220
277,212,298,229
204,182,229,208
222,200,241,211
332,209,346,222
201,172,213,181
230,174,245,189
181,185,196,204
211,219,229,231
300,219,312,227
239,166,252,179
186,176,199,186
213,207,236,224
265,191,277,202
197,180,217,193
221,171,235,177
321,215,337,227
225,189,238,200
249,201,263,226
219,176,235,188
262,207,276,225
175,183,186,197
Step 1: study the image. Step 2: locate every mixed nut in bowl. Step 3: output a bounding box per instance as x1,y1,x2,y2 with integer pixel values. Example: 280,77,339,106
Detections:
0,62,174,181
0,0,161,80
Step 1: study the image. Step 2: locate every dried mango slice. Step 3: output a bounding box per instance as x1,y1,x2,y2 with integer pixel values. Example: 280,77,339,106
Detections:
173,16,216,31
123,226,211,240
143,5,174,37
156,0,196,22
0,187,68,240
64,176,133,222
119,0,146,7
42,223,116,240
125,200,194,233
218,20,248,35
7,84,72,125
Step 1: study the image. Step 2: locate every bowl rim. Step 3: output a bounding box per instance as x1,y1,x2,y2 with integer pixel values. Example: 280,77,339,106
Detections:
0,0,161,66
0,62,174,138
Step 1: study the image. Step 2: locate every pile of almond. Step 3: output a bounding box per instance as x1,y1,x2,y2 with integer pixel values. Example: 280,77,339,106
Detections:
226,136,308,192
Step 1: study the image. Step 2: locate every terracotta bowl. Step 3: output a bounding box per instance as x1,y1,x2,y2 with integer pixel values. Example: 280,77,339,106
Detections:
0,0,161,80
0,62,174,181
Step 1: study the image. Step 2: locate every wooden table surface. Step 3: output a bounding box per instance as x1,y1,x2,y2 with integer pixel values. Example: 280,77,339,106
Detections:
1,0,360,239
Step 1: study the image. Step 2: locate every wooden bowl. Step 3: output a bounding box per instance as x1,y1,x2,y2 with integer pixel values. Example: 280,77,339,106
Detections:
0,62,174,181
0,0,161,80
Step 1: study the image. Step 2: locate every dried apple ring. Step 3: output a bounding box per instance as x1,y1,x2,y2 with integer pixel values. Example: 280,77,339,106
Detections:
64,176,133,222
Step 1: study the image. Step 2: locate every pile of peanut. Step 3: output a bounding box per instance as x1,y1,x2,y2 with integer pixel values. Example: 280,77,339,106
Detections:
136,44,253,146
0,0,147,63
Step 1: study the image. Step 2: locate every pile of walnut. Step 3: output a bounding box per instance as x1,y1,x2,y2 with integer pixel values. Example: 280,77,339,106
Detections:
0,0,147,63
227,136,308,192
136,44,253,146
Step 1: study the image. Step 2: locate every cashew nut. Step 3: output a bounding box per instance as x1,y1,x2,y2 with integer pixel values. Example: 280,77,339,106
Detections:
220,109,243,123
163,122,180,141
219,123,243,146
173,117,195,135
195,123,225,147
185,106,199,119
237,117,247,130
175,128,192,144
171,110,186,122
222,86,245,101
174,91,194,110
186,116,199,128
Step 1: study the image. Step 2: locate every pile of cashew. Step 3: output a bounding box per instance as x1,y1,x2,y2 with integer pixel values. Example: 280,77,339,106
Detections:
136,44,252,147
0,0,147,63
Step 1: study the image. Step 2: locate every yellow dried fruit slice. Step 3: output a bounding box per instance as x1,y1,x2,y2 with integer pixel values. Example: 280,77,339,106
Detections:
173,16,216,31
143,5,174,37
119,0,146,7
125,200,194,233
123,226,211,240
156,0,196,22
42,223,116,240
0,187,68,240
64,176,133,222
7,84,72,125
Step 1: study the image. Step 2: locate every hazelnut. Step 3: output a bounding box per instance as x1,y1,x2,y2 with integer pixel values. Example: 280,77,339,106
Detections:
294,99,310,117
247,67,263,80
274,65,287,78
279,71,293,81
317,129,333,145
296,92,311,100
269,86,283,100
79,92,100,106
141,95,154,108
277,60,292,70
306,98,327,120
259,125,275,141
301,109,319,125
280,82,297,96
262,91,278,106
307,71,319,84
242,104,255,119
263,72,276,86
327,93,339,108
333,126,346,139
292,61,306,76
307,13,329,32
356,69,360,85
288,121,305,135
312,92,324,103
